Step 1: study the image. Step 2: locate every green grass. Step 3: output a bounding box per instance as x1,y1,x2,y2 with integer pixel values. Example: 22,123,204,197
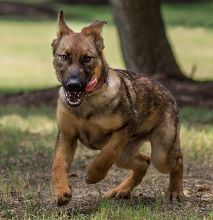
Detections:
0,106,212,219
0,2,213,93
86,200,202,220
0,2,213,219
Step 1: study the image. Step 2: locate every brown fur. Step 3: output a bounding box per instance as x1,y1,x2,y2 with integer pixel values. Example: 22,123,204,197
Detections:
51,11,184,206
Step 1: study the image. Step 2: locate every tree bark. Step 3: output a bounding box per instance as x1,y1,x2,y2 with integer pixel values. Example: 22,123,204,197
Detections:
110,0,186,79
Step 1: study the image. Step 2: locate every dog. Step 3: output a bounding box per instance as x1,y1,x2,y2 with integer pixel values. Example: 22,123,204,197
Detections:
51,10,184,206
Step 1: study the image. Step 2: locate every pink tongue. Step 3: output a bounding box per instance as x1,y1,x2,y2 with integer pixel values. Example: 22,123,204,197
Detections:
85,77,97,92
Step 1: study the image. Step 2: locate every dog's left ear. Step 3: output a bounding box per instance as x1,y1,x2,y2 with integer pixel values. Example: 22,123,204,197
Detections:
82,20,106,35
82,20,107,51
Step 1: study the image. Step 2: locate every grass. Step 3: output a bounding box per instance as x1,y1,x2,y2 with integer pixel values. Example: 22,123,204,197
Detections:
0,1,213,219
86,200,203,220
0,1,213,93
0,106,212,219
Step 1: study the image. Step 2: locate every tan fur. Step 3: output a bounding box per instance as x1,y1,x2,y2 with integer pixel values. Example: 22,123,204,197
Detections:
51,11,184,206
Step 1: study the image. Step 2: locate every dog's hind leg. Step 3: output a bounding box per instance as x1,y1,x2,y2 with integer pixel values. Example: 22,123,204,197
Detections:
104,138,150,199
150,112,184,202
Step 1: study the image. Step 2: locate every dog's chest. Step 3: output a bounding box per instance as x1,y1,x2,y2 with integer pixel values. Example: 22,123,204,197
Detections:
77,114,123,150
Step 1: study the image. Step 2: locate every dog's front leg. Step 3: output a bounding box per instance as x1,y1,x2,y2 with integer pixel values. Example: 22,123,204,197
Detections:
52,132,77,206
85,127,131,184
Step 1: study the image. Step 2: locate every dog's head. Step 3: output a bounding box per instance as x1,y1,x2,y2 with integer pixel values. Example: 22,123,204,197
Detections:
52,10,107,107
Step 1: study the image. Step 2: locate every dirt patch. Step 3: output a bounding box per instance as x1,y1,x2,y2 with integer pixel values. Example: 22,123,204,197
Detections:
0,146,212,219
64,164,213,218
0,79,213,109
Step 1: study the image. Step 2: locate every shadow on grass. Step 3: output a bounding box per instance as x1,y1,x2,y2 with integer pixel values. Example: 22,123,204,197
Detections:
163,1,213,28
0,126,54,172
180,107,213,125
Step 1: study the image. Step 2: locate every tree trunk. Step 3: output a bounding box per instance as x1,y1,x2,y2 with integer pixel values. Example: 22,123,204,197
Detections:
110,0,186,79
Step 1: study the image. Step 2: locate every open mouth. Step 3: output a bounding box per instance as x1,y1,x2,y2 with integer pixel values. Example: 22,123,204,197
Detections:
64,89,85,107
63,76,98,107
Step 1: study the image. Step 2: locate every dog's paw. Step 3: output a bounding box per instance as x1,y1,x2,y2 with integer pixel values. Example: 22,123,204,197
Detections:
166,190,185,202
104,187,131,199
54,186,72,206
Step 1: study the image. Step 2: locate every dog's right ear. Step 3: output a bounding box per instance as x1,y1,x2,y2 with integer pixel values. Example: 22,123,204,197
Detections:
51,10,74,55
57,10,74,37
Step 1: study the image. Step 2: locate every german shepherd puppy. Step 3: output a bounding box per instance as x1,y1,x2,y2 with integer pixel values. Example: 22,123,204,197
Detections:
51,10,184,206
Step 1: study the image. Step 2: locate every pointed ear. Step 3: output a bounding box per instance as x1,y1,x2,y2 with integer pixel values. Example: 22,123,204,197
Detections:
82,21,106,52
57,10,74,37
81,20,106,36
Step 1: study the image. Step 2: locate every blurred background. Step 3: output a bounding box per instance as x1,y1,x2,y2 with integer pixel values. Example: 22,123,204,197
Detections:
0,1,212,219
0,0,213,93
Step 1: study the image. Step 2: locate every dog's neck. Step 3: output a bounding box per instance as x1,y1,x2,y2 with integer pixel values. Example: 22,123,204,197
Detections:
87,59,109,96
97,66,109,88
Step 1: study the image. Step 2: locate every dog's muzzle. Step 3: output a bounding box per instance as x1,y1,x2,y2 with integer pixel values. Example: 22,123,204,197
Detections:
63,76,99,107
63,74,86,107
64,88,85,107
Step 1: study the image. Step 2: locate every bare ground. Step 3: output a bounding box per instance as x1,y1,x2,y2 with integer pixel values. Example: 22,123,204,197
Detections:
0,145,212,219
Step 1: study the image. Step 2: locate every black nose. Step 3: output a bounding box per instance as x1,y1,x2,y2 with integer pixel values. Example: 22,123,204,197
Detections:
66,79,81,90
66,78,81,90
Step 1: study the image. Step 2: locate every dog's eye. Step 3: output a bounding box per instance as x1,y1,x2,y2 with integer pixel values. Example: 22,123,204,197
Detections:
61,55,68,61
82,55,92,63
57,54,68,62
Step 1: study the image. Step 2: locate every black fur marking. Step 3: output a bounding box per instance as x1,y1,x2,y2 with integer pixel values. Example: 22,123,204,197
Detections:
115,68,142,80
